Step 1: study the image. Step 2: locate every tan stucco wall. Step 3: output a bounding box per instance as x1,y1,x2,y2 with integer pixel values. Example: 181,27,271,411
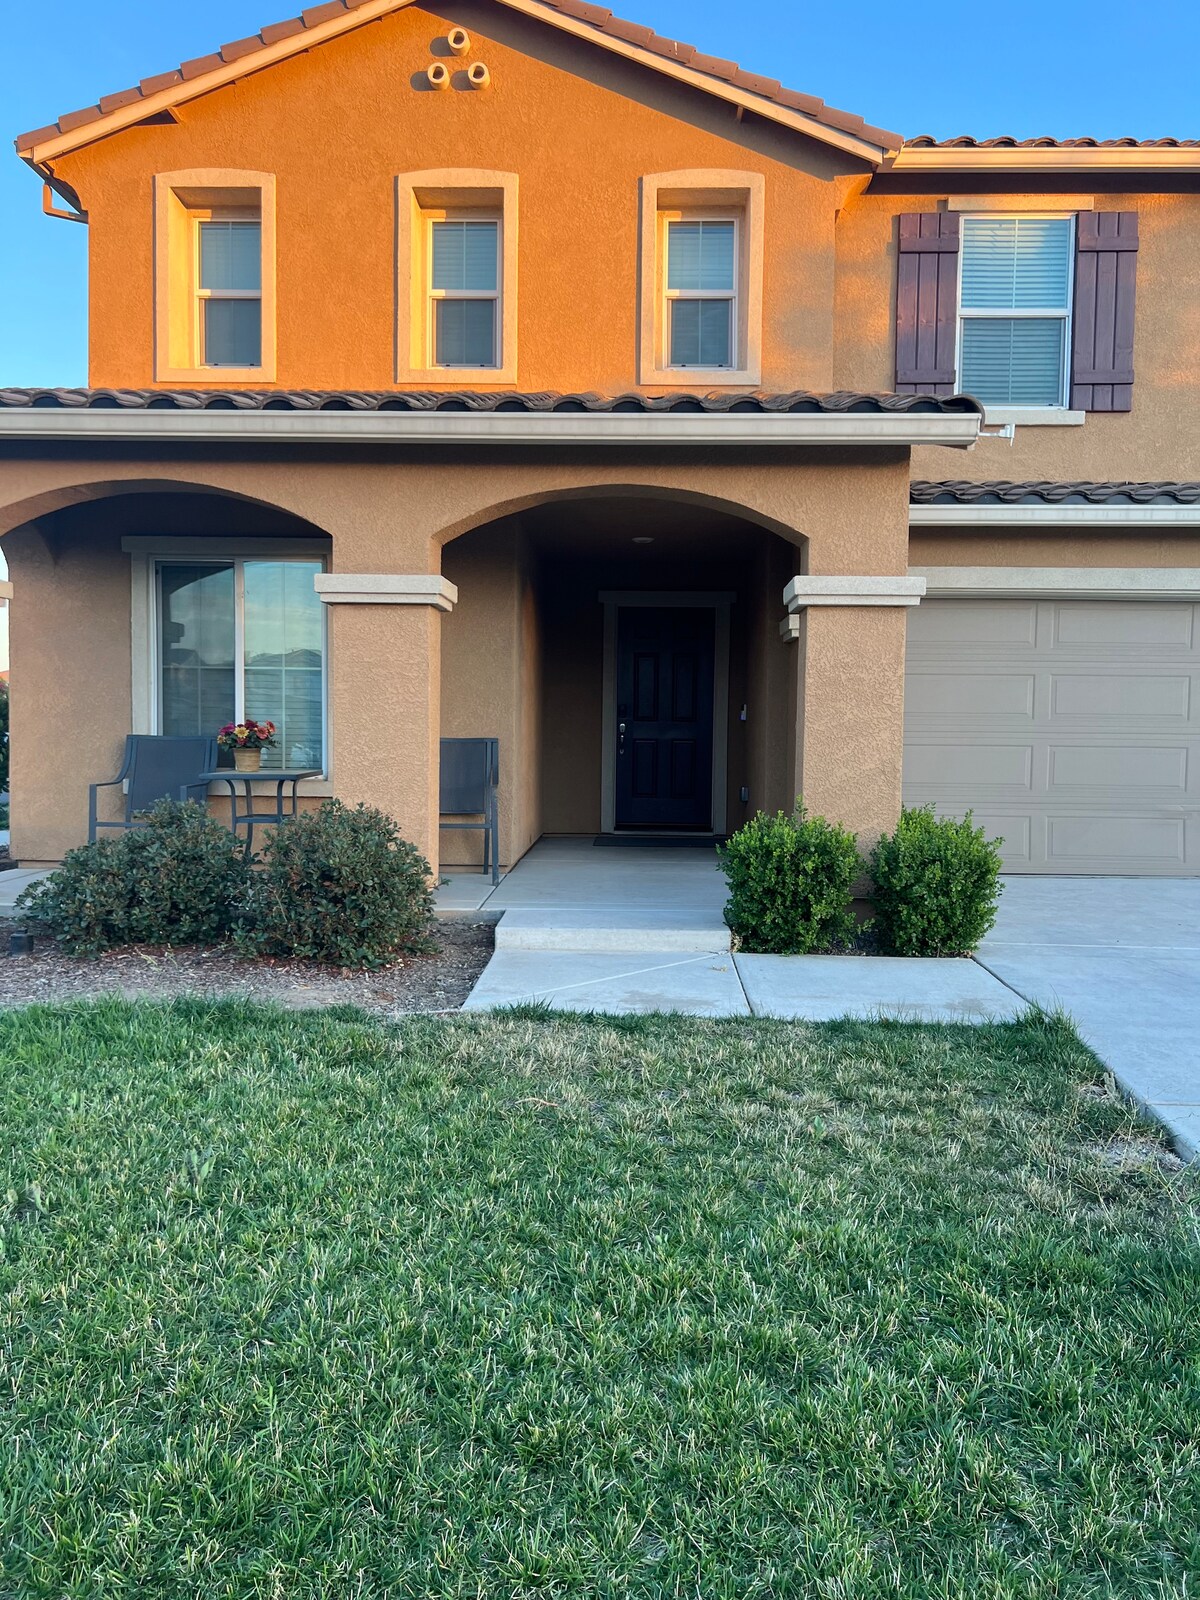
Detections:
53,0,864,396
0,448,912,864
908,529,1200,567
834,189,1200,485
441,519,542,868
6,522,132,863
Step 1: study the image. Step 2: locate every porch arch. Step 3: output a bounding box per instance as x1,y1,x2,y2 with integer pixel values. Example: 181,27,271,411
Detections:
432,480,811,554
0,475,335,544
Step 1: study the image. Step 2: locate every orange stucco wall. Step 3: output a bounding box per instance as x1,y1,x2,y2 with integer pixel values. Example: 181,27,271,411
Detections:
54,0,862,398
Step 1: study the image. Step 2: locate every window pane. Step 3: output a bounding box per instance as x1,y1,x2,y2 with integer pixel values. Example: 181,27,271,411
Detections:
960,317,1066,406
960,217,1072,310
435,298,497,366
199,220,262,292
669,297,733,367
667,219,735,292
431,221,498,292
203,298,262,367
159,565,235,740
243,562,325,771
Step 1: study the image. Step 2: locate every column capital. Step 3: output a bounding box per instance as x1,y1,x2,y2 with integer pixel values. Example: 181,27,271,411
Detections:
314,574,457,611
783,575,925,613
0,580,11,607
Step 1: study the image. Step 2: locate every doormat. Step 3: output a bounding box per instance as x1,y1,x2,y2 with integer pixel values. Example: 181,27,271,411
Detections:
593,835,724,849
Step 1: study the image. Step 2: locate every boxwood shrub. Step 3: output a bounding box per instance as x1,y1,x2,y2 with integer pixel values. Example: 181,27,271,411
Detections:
237,799,434,968
17,799,249,956
870,805,1003,957
718,803,860,954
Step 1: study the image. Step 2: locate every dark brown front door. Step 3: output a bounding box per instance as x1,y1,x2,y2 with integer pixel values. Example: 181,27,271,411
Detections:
614,606,715,830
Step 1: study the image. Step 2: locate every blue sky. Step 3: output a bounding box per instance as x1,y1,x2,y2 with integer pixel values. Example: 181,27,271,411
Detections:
1,0,1198,389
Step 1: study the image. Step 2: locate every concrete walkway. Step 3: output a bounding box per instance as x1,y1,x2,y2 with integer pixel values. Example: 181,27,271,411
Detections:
458,838,1022,1022
977,877,1200,1159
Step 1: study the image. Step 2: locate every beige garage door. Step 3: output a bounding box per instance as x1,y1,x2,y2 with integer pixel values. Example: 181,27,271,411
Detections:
903,598,1200,874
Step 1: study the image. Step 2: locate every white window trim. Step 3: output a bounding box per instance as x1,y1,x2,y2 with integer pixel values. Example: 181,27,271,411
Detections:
395,170,518,386
426,213,501,371
194,213,263,371
662,214,739,372
125,538,332,793
153,170,277,385
638,170,764,388
955,212,1075,410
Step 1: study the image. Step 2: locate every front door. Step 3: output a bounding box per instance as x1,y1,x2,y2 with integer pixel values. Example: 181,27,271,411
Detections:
614,606,716,830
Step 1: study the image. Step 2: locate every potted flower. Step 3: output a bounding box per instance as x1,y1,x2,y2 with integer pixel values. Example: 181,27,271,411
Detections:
217,719,277,773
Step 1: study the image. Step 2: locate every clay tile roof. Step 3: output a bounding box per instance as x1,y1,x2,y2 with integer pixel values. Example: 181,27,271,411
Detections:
910,480,1200,505
15,0,902,157
904,134,1200,150
0,387,982,415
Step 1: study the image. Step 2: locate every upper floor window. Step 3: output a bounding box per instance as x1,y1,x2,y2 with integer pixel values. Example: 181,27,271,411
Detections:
639,171,764,388
197,217,262,368
665,218,737,370
154,171,276,383
958,216,1074,407
429,218,500,368
396,171,518,385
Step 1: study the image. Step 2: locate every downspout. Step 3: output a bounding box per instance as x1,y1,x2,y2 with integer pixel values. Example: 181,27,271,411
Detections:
22,158,87,224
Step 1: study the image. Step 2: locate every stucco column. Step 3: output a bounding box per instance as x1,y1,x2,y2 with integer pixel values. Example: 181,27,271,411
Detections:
315,574,457,875
782,578,925,849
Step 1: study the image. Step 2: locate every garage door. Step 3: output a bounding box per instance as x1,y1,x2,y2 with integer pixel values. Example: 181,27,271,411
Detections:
903,599,1200,874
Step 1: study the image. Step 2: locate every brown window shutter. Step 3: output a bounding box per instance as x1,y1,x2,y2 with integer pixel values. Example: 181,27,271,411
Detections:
895,212,960,394
1071,211,1138,412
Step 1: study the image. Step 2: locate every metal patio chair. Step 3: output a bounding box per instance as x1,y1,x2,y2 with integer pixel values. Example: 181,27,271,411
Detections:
440,737,500,884
88,734,219,841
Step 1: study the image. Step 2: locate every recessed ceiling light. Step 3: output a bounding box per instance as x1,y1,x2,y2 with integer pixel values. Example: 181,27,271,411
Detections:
632,536,654,544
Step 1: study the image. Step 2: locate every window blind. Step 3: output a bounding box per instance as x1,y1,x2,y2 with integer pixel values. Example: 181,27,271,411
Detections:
667,220,735,292
431,221,498,292
199,221,262,293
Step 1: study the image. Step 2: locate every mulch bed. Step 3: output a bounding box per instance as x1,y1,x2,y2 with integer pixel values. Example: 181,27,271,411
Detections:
0,917,496,1015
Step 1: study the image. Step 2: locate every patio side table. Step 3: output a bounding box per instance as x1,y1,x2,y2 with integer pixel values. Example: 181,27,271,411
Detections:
190,769,320,853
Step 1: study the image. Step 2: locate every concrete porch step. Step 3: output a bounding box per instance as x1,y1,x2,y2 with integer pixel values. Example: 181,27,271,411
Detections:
494,906,731,953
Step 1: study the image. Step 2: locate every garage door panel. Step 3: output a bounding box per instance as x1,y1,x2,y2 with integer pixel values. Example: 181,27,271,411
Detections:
1049,745,1189,794
909,601,1038,646
904,599,1199,875
1050,674,1191,722
1047,814,1189,869
906,672,1036,721
1052,602,1195,650
905,742,1033,792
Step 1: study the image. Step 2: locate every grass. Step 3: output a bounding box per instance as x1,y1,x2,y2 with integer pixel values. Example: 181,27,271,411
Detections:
1,1000,1197,1598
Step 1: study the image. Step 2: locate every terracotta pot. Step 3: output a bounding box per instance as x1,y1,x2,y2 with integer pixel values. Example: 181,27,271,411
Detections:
232,747,263,773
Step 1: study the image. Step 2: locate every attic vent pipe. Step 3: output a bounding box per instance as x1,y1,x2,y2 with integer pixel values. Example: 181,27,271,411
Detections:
447,27,471,54
467,61,491,89
426,60,450,88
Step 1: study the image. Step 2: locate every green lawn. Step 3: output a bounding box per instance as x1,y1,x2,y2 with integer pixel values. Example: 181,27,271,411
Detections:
1,1001,1197,1598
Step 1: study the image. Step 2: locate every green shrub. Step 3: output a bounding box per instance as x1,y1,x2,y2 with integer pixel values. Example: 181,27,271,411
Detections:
718,802,860,954
237,799,434,969
17,799,249,956
870,806,1003,957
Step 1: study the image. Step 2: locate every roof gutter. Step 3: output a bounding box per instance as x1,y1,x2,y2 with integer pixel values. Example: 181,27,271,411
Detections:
0,409,981,449
911,502,1200,525
889,148,1200,175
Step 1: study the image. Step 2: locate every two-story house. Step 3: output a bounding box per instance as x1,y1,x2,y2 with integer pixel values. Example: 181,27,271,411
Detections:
2,0,1197,876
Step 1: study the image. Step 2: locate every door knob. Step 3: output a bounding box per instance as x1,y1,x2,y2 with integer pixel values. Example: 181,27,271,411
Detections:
618,721,626,755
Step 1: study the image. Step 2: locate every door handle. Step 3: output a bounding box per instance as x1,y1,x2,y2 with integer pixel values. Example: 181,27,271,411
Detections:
618,721,626,756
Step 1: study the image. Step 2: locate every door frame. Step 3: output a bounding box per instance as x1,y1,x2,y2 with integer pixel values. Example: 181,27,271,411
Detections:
599,590,734,835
